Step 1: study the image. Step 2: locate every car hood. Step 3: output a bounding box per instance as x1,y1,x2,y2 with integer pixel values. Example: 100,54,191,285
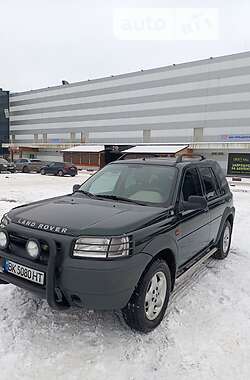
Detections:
9,193,170,236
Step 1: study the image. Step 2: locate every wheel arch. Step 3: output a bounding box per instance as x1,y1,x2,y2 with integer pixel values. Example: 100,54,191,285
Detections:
215,207,235,246
226,213,234,228
145,248,177,291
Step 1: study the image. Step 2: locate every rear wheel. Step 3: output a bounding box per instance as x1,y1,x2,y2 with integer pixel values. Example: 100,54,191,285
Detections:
22,166,29,173
214,220,232,260
57,170,64,177
122,259,171,333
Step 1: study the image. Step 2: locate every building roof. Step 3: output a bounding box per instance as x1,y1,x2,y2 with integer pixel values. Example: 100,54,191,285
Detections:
122,145,188,154
62,145,105,153
11,51,250,96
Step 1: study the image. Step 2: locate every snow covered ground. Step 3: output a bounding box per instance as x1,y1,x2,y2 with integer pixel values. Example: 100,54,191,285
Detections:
0,173,250,380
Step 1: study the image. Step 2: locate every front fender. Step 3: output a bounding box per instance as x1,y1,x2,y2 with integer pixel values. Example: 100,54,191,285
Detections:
142,230,178,258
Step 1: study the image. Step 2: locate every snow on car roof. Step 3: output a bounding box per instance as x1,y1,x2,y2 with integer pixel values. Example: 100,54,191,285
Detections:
122,145,188,154
62,145,105,153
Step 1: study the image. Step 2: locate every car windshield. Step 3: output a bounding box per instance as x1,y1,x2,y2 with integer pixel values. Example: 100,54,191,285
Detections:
79,163,177,206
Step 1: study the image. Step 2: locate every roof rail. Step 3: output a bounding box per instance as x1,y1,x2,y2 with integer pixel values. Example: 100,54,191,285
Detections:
176,154,206,163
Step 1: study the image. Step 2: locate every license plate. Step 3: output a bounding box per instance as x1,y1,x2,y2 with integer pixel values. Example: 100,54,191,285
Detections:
3,259,45,285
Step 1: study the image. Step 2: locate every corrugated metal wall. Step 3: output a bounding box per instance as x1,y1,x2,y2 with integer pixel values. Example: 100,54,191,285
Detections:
9,51,250,144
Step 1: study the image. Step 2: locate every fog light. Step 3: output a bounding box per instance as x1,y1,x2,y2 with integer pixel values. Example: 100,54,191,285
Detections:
0,231,8,249
26,239,40,259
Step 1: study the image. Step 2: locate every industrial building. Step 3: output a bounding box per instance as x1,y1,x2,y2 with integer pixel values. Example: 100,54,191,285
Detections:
1,50,250,174
0,90,9,156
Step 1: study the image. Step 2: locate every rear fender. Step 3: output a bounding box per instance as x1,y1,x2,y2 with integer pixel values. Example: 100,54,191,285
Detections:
214,207,235,246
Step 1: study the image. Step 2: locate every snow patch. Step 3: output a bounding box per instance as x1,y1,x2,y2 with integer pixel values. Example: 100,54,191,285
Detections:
0,174,250,379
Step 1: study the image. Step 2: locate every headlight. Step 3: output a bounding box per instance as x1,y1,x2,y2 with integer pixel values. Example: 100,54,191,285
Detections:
0,214,11,228
0,230,9,249
26,239,40,259
73,236,131,258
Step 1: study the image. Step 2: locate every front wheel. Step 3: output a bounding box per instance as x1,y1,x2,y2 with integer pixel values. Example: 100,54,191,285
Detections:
214,220,232,260
122,259,171,333
40,169,46,175
57,170,64,177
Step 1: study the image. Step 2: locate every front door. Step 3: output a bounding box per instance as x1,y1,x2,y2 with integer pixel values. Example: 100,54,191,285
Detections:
46,163,56,174
176,167,210,266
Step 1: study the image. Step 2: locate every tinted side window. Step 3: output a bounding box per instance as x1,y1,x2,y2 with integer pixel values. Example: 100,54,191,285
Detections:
199,167,218,200
213,162,229,194
181,168,203,201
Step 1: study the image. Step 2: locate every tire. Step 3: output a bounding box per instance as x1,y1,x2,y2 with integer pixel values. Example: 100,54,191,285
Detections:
57,170,64,177
22,166,29,173
122,259,171,333
40,169,46,175
70,174,76,177
214,220,232,260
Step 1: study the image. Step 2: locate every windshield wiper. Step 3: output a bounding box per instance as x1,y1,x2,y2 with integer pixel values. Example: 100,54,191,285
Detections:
94,194,145,205
75,190,97,198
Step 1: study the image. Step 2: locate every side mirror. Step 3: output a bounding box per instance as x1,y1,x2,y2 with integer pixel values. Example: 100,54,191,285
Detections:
73,184,81,193
182,195,207,211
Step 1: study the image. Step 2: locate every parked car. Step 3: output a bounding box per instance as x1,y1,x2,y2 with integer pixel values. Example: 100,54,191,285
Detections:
0,158,16,173
40,162,77,177
14,158,45,173
0,156,234,332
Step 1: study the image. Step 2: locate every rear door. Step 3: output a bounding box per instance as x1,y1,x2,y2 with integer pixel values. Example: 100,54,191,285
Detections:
177,167,210,266
30,159,43,172
198,166,225,244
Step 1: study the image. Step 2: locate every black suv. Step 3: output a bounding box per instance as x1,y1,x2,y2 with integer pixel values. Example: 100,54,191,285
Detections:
0,157,234,332
40,162,77,177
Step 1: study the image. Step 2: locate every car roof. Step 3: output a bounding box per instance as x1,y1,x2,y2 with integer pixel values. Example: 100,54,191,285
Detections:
111,157,217,168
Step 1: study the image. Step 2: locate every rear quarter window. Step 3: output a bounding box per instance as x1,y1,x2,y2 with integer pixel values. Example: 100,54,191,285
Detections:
199,167,220,200
213,162,229,194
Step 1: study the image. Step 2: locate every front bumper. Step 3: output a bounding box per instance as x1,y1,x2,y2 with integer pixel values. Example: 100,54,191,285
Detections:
0,224,151,310
7,166,16,172
0,224,66,310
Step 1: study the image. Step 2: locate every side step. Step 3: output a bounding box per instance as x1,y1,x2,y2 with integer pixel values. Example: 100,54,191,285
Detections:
176,247,217,284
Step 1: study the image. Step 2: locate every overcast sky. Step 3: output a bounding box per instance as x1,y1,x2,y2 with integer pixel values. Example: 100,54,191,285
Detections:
1,0,250,92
